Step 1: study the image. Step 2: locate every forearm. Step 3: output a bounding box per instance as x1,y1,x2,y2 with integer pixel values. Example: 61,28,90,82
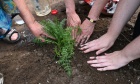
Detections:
64,0,76,13
88,0,108,20
13,0,36,29
122,36,140,62
107,0,140,40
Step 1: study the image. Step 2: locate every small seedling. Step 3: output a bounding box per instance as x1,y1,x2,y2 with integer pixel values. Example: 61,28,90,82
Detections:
34,19,75,76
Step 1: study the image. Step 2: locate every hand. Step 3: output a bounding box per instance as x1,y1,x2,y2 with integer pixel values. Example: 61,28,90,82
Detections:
66,12,81,39
76,19,95,45
87,51,130,71
29,21,53,42
80,33,115,55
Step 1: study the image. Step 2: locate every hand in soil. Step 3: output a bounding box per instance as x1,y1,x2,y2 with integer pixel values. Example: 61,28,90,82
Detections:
76,19,95,45
80,33,115,55
87,51,130,71
66,12,81,39
29,21,53,42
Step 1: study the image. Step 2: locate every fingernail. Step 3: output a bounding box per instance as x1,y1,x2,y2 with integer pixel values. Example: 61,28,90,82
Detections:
87,61,90,63
96,53,99,55
90,57,95,59
80,44,84,47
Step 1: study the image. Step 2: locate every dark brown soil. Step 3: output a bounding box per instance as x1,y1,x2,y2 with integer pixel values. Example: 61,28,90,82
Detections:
0,2,140,84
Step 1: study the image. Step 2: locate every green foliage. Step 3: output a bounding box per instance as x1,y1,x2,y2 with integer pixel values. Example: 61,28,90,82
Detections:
34,19,75,76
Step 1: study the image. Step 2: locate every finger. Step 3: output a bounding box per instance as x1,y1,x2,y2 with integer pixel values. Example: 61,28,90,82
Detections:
90,62,111,68
72,29,75,39
74,28,78,39
80,37,87,45
97,66,115,71
89,56,96,59
78,20,81,25
96,47,107,55
80,42,95,50
40,34,47,38
87,58,107,64
105,53,110,56
83,46,102,53
76,35,82,46
96,56,106,59
81,40,97,48
71,22,78,27
80,44,85,47
79,44,91,50
84,35,90,43
83,46,100,53
75,35,80,46
42,33,55,39
89,56,106,62
80,43,89,48
68,22,76,27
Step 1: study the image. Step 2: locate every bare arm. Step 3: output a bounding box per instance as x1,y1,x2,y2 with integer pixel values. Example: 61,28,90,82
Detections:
107,0,140,40
80,0,140,55
13,0,51,40
64,0,81,39
64,0,76,13
76,0,108,44
13,0,37,28
88,0,108,20
122,35,140,62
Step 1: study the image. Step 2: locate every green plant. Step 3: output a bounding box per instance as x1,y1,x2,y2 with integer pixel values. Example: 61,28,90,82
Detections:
34,19,75,76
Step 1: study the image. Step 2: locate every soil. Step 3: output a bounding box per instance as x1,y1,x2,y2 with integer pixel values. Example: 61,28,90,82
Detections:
1,2,140,84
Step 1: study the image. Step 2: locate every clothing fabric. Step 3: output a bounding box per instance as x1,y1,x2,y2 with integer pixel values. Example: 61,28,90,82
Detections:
0,0,19,38
85,0,119,14
133,13,140,39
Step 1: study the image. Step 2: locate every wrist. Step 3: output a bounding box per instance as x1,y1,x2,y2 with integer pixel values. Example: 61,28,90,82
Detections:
86,16,99,24
105,32,117,43
28,21,42,29
66,8,76,14
88,15,99,21
120,50,132,63
84,19,95,27
28,20,36,28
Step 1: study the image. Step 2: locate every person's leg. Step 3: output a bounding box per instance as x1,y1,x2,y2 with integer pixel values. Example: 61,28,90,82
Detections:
0,0,20,43
0,7,12,39
133,12,140,39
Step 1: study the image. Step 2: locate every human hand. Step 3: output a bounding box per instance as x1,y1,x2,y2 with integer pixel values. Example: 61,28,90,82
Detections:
76,19,95,45
29,21,53,42
87,51,130,71
66,12,81,39
80,33,115,55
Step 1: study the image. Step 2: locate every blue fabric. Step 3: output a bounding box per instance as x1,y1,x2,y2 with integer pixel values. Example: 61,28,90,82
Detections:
0,0,19,38
0,8,12,38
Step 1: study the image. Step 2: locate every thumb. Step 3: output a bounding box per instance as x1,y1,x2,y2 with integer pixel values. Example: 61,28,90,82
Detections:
42,33,55,40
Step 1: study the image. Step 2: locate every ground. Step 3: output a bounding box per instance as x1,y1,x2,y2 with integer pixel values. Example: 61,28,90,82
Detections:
0,2,140,84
